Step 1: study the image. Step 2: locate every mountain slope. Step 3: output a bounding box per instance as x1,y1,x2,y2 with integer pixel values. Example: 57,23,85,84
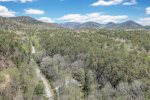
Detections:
0,16,26,30
0,16,60,31
115,20,143,29
76,22,103,29
103,22,117,29
10,16,43,24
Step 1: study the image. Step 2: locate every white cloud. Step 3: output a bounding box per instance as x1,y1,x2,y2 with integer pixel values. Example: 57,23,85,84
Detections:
0,5,15,17
58,13,128,23
38,17,54,23
24,8,45,15
0,0,33,3
123,0,137,5
91,0,123,6
19,0,33,3
0,0,16,1
137,18,150,26
146,7,150,14
92,0,137,6
58,14,88,22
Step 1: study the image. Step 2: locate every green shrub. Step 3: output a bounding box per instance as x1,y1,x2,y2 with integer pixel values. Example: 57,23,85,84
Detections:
34,80,45,96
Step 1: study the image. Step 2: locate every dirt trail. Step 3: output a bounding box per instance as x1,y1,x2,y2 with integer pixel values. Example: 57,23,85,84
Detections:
0,74,11,90
32,45,54,100
35,66,54,100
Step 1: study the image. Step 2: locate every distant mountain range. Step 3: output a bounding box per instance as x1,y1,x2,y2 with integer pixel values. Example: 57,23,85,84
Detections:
60,20,146,30
0,16,149,30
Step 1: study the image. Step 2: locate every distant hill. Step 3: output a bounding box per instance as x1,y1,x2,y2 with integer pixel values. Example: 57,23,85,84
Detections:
0,16,26,30
60,21,103,29
10,16,61,29
143,26,150,30
60,22,81,29
103,22,117,29
113,20,143,29
10,16,43,24
76,22,103,29
60,20,144,30
0,16,60,31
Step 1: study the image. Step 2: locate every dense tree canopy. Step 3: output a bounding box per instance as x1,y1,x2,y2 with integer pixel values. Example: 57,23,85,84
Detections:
38,29,150,100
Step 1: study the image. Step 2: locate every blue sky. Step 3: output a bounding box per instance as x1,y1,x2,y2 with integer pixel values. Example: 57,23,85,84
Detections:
0,0,150,25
